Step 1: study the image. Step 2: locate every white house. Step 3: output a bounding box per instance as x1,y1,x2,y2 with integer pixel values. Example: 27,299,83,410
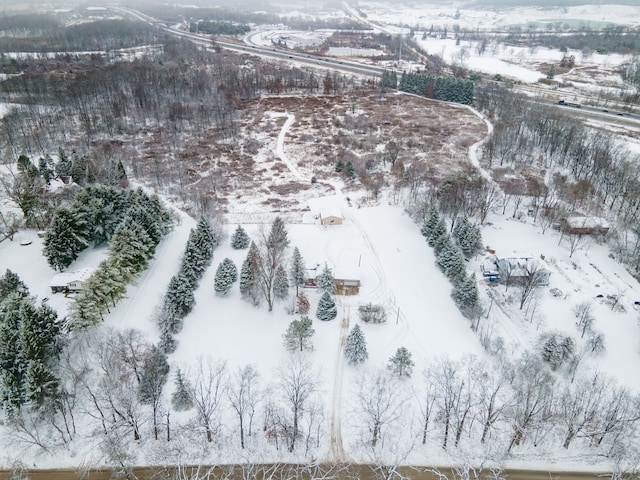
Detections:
50,268,95,294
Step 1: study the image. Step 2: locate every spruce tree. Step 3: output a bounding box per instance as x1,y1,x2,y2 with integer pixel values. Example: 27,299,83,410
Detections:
388,346,414,378
290,247,306,296
316,292,337,321
453,216,482,259
194,216,217,260
344,324,368,365
437,239,467,283
542,335,561,370
317,263,336,294
273,265,289,300
421,205,440,239
240,242,260,303
266,216,290,253
428,217,448,248
215,258,237,296
163,273,195,327
452,273,481,319
283,316,315,352
231,225,250,249
171,369,193,411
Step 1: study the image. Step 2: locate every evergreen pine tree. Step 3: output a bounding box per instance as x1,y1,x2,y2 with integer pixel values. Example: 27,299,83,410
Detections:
388,346,414,378
428,216,448,247
317,263,336,294
344,324,368,365
421,205,440,239
0,269,29,299
266,217,290,253
25,359,59,407
171,369,193,411
109,222,154,278
163,273,195,328
542,335,561,370
93,260,128,308
69,288,103,330
345,161,355,178
452,273,481,319
194,216,217,260
43,207,90,271
290,247,306,296
282,316,315,352
0,294,28,411
159,326,177,355
55,148,72,178
316,292,337,321
231,225,250,249
215,258,237,296
240,242,260,303
437,239,467,283
453,216,482,259
273,265,289,300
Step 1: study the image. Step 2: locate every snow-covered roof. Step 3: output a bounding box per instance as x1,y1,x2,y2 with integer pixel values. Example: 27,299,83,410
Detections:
565,216,610,229
50,268,95,287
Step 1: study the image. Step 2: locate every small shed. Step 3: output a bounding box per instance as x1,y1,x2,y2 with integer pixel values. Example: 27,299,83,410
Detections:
50,268,94,294
562,216,610,235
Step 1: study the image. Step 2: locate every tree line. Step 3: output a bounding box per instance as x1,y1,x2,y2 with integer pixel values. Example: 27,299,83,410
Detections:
475,82,640,279
398,71,474,105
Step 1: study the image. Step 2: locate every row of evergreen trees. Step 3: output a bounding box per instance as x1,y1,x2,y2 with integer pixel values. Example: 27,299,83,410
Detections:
0,270,64,415
421,206,482,323
66,188,173,330
158,217,218,354
398,72,474,105
43,186,171,271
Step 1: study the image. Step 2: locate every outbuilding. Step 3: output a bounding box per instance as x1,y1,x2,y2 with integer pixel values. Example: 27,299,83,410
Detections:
562,216,610,235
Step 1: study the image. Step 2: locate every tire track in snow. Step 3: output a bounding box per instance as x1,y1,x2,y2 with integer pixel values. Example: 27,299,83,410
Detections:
330,304,349,462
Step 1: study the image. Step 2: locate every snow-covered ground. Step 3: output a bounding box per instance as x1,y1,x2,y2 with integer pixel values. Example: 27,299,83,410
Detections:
2,102,640,470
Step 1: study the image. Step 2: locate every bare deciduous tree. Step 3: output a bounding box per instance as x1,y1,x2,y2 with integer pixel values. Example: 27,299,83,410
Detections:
276,355,320,452
187,357,228,443
228,365,261,449
355,368,406,448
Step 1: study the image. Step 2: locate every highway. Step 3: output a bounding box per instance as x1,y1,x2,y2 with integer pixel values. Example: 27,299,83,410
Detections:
112,6,640,131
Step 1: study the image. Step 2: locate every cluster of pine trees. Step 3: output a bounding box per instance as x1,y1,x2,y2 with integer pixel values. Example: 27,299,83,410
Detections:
238,218,291,311
421,206,483,324
398,72,474,104
158,217,218,353
0,270,64,415
61,187,173,330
